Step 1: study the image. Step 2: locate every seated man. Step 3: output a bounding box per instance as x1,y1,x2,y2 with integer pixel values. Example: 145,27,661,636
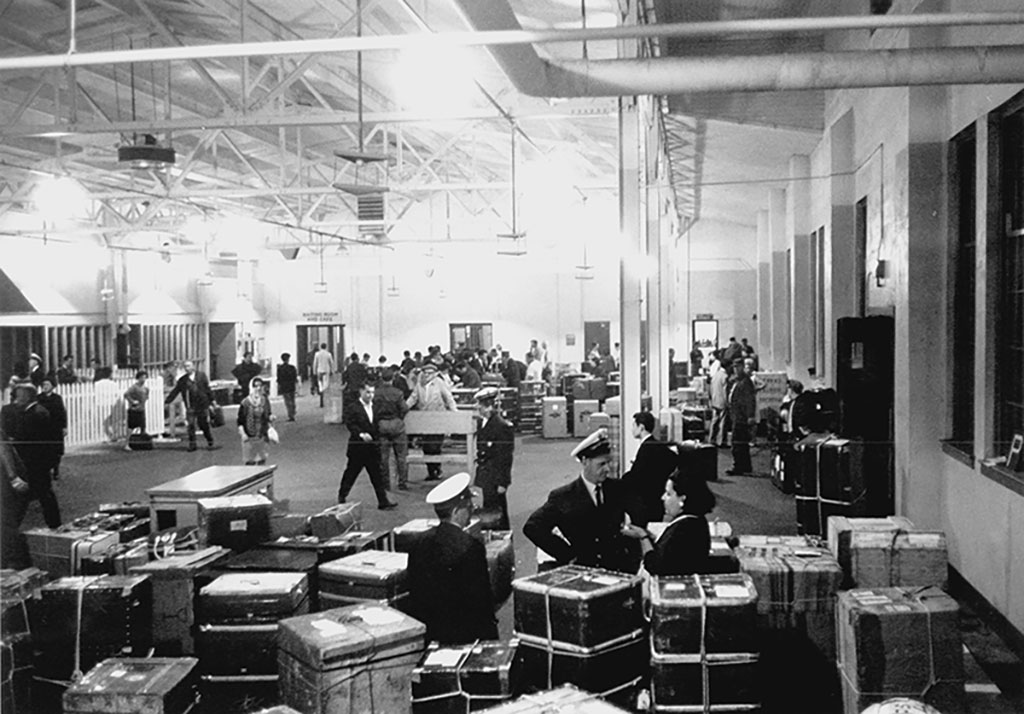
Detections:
523,429,647,574
406,473,498,644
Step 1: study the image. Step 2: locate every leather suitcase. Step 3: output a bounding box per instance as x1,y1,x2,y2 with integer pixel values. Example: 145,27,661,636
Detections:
129,546,231,655
515,630,645,701
278,604,426,714
197,494,273,552
541,397,569,439
79,542,150,575
484,531,515,607
676,440,717,481
393,518,482,553
650,652,759,711
68,512,150,543
197,572,309,625
649,573,758,656
318,550,408,607
266,530,393,564
572,399,600,438
308,502,363,540
63,657,199,714
512,565,643,649
827,516,947,589
35,575,154,681
195,622,281,677
213,546,323,611
24,528,119,576
412,640,521,713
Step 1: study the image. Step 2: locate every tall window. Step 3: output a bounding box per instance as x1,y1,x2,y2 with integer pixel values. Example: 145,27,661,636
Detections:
950,126,976,453
996,96,1024,455
450,323,493,353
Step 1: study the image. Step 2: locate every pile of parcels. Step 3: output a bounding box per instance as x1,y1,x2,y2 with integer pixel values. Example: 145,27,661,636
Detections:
1,497,960,714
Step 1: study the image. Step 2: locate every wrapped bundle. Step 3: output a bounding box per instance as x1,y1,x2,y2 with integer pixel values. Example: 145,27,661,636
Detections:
474,684,631,713
63,657,198,714
827,516,948,589
308,502,363,540
411,640,520,713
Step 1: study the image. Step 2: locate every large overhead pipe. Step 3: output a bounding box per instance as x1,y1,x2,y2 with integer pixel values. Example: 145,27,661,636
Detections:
540,45,1024,96
2,11,1024,72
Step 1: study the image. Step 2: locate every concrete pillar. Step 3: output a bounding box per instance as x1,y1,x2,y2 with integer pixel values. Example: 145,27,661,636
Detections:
789,155,814,380
827,110,857,387
975,115,999,459
894,84,946,523
619,96,643,471
647,184,668,411
756,210,771,364
769,188,789,371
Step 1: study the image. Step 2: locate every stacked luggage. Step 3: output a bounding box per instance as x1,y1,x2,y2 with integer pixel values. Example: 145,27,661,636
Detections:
518,381,546,434
411,640,521,712
63,657,199,714
317,550,409,609
511,565,646,707
648,573,761,713
793,434,866,535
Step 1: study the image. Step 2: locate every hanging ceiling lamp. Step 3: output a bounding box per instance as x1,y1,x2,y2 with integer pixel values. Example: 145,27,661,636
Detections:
496,120,526,255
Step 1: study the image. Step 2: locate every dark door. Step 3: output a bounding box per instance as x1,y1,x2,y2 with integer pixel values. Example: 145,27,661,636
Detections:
296,325,345,383
208,322,236,380
583,321,610,362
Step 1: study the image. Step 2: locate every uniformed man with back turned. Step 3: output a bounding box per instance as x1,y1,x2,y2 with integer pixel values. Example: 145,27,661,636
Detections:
406,473,498,644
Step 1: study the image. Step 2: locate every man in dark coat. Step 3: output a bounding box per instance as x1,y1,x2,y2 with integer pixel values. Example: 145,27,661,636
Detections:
338,383,396,509
622,411,679,524
27,353,46,389
164,360,217,451
407,473,498,644
727,359,757,475
232,352,262,399
36,376,67,480
524,429,647,574
276,353,298,421
474,387,514,530
0,381,61,529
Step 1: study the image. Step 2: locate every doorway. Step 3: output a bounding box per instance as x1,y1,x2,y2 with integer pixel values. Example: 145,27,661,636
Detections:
296,325,345,384
691,319,719,368
583,321,611,363
208,322,236,380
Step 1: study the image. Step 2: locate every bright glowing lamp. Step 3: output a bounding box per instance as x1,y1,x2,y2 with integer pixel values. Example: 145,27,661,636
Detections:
32,175,90,224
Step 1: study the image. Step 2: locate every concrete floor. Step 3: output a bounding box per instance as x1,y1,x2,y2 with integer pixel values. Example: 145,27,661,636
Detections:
16,392,1024,713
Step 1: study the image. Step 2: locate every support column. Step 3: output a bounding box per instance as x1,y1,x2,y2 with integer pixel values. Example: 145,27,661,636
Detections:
619,96,643,472
769,188,788,371
789,155,814,379
827,110,858,387
756,210,771,364
974,116,999,459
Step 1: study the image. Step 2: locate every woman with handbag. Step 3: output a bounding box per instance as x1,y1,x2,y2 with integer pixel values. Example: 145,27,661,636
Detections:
237,376,275,465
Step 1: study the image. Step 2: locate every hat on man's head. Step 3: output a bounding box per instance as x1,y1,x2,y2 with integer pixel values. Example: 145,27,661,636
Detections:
11,380,37,396
425,472,473,508
571,428,611,461
474,387,500,404
28,353,42,363
421,362,438,374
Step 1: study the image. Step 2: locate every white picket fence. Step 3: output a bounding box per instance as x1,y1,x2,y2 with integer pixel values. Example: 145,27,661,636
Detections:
61,377,167,446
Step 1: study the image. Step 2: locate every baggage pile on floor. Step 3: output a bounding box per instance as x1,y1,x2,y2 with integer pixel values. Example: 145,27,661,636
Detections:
4,454,961,714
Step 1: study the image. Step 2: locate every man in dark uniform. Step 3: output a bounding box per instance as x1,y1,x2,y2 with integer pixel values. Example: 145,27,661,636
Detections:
338,383,397,510
232,352,262,400
276,353,298,421
407,473,498,644
524,429,647,574
727,358,757,476
622,411,679,524
474,387,514,530
0,381,61,529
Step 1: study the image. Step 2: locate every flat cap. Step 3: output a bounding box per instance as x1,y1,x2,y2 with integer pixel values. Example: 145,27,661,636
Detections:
571,428,611,461
425,472,473,507
474,387,500,403
420,362,438,373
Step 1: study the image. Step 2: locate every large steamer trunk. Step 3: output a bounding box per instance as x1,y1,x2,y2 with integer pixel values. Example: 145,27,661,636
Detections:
62,657,199,714
34,575,153,682
129,546,231,655
197,494,273,551
826,516,948,589
411,640,521,713
392,519,482,553
317,550,408,609
793,435,866,536
484,531,515,607
836,587,964,714
515,630,646,701
278,604,426,714
264,530,393,565
212,546,323,611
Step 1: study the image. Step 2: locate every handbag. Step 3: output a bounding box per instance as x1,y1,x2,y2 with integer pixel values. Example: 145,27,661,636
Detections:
208,403,225,427
267,425,280,444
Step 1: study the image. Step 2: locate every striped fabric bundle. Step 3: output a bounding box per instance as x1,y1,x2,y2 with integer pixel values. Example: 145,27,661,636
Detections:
734,535,843,618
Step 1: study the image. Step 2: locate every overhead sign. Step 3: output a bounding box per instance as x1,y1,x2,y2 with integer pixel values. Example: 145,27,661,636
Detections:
301,311,340,323
695,313,714,320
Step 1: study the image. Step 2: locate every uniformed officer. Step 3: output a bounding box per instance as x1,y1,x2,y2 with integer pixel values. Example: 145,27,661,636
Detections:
474,386,514,530
406,473,498,644
523,429,647,574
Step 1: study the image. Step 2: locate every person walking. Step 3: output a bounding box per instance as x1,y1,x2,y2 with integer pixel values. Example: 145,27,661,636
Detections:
338,383,397,510
276,353,298,421
37,376,67,478
406,362,457,482
312,343,335,406
237,376,274,465
123,370,150,451
374,367,410,491
708,353,730,447
164,360,218,452
0,381,61,529
231,352,262,400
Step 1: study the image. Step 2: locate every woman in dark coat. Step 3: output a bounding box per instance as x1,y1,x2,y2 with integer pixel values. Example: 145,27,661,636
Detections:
641,471,716,576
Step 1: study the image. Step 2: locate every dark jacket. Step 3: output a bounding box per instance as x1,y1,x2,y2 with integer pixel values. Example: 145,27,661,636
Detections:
343,398,378,454
524,476,646,574
276,363,298,394
622,437,678,524
342,361,369,394
232,361,262,398
373,383,409,425
476,414,514,490
643,514,711,576
458,367,482,390
0,401,51,473
165,372,214,412
36,392,67,460
729,375,757,424
407,521,497,644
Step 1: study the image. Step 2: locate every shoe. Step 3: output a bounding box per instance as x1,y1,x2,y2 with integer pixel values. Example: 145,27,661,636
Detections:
207,443,221,451
187,443,197,452
725,469,751,476
424,474,441,482
123,445,133,452
397,483,410,491
378,501,398,511
288,417,296,422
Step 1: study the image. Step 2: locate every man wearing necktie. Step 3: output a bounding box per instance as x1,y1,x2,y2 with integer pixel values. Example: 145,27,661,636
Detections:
524,429,647,574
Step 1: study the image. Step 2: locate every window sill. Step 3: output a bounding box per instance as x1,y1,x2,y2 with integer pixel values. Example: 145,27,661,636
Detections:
940,440,974,468
979,461,1024,498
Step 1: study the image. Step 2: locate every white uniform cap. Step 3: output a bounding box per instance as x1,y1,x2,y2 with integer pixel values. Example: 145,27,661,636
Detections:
425,472,473,506
570,428,611,461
